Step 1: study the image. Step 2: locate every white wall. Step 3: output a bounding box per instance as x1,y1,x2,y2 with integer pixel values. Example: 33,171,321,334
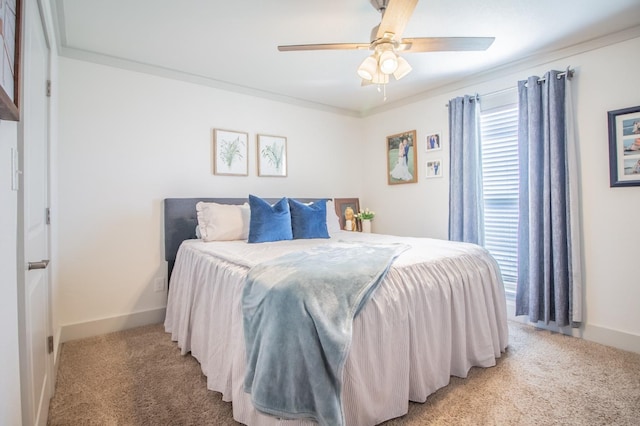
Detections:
362,36,640,350
361,94,452,239
57,58,364,334
57,35,640,352
0,121,22,426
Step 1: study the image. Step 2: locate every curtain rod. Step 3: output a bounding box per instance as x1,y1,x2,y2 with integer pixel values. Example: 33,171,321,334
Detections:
445,67,575,107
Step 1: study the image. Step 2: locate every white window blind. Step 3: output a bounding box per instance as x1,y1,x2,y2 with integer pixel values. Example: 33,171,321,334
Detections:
480,105,519,298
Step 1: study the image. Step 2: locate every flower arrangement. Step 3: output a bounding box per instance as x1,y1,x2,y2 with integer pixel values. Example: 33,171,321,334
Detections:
356,208,375,221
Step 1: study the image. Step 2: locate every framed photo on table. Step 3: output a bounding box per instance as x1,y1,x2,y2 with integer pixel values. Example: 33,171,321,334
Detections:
257,134,287,177
387,130,418,185
333,198,361,232
608,105,640,187
0,0,22,121
213,129,248,176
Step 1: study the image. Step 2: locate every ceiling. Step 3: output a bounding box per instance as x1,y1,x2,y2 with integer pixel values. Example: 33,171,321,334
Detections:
52,0,640,116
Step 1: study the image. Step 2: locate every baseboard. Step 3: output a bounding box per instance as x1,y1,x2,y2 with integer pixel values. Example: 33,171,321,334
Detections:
506,300,640,354
53,327,62,362
52,327,63,390
581,324,640,354
59,307,166,343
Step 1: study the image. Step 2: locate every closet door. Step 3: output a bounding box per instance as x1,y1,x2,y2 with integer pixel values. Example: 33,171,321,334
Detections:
18,0,52,424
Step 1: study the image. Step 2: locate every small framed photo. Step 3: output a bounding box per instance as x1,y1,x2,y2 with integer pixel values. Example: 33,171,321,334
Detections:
425,132,442,151
608,105,640,187
426,159,443,178
213,129,248,176
387,130,418,185
333,198,361,232
257,134,287,177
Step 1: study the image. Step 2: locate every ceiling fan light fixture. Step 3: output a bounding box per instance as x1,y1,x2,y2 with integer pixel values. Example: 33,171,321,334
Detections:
379,50,398,74
371,70,389,85
357,55,378,81
393,56,412,80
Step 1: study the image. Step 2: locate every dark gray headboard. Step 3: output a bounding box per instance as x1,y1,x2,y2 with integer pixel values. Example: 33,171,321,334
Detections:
164,197,327,280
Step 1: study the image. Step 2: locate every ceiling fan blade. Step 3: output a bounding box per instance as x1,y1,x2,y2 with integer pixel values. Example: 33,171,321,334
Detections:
399,37,495,52
375,0,418,40
278,43,370,52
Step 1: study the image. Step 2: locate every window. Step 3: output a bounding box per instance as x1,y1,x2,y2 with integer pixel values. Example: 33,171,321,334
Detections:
480,105,519,298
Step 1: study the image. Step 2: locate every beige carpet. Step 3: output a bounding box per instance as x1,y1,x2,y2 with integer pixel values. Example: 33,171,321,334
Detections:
48,321,640,425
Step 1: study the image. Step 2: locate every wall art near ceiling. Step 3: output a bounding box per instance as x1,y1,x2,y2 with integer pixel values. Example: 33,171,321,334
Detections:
0,0,21,121
608,105,640,187
425,159,443,178
257,134,287,177
333,198,361,232
425,132,442,151
213,129,248,176
387,130,418,185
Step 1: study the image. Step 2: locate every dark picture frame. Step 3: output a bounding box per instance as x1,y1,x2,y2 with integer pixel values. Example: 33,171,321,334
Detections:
0,0,22,121
608,105,640,187
387,130,418,185
333,198,361,232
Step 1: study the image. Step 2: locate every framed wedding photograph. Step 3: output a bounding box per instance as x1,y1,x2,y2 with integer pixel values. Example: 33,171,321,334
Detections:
0,0,22,121
387,130,418,185
257,134,287,177
608,105,640,187
425,132,441,151
333,198,361,232
213,129,248,176
426,159,443,178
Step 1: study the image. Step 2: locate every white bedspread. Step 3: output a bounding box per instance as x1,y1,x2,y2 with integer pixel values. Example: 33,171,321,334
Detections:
164,231,509,425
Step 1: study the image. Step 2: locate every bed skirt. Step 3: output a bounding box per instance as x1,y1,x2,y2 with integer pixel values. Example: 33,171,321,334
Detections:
165,237,509,425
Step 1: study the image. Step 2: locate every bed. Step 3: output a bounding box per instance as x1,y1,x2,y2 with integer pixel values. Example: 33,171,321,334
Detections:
163,197,508,426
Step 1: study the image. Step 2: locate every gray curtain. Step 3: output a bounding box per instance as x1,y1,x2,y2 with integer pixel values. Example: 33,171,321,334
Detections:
448,95,484,245
516,70,582,327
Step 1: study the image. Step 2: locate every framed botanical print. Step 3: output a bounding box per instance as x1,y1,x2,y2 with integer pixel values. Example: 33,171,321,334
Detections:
257,134,287,177
387,130,418,185
213,129,248,176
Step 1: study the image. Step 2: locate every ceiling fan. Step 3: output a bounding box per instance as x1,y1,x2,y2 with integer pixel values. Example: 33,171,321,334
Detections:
278,0,494,90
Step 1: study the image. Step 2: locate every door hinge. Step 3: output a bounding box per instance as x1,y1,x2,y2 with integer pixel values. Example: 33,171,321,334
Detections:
46,80,51,97
46,207,51,225
47,336,54,354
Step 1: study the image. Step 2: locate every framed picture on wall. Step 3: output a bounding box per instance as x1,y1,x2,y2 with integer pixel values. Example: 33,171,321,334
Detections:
425,159,443,178
608,105,640,187
387,130,418,185
213,129,249,176
0,0,22,121
333,198,361,232
257,134,287,177
425,132,442,151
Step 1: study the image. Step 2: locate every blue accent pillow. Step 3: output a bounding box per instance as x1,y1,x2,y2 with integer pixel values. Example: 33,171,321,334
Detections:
248,195,293,243
288,198,330,239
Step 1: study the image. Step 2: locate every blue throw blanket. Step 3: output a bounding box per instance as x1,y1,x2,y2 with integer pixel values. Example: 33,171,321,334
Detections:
242,242,408,426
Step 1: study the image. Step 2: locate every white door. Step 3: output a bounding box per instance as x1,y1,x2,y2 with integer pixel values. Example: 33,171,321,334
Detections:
18,0,52,425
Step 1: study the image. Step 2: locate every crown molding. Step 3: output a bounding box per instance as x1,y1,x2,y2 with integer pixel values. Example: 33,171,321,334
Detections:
56,22,640,119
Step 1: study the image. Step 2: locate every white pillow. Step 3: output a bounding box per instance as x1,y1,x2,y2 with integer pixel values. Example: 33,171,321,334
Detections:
196,202,250,241
325,200,341,236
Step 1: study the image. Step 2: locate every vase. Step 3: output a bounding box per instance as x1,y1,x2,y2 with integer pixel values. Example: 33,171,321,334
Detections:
361,219,371,233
